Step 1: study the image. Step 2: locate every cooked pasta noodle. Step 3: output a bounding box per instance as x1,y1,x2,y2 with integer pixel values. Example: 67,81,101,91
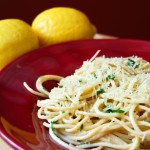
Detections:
24,51,150,150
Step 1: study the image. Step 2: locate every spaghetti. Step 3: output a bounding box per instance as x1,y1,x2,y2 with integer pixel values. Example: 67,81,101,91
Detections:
24,51,150,150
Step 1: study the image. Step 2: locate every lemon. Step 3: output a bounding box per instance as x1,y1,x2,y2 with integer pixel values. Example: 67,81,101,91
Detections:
0,19,39,70
32,7,97,46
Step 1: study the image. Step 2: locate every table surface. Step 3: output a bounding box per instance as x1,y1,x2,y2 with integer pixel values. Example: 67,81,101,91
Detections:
0,33,117,150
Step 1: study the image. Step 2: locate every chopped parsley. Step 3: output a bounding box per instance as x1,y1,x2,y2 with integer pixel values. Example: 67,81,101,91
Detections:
96,88,105,95
106,74,115,81
65,96,69,100
51,121,57,131
79,79,82,83
134,64,140,69
93,73,97,79
128,58,135,68
105,109,125,113
80,124,84,131
58,85,63,88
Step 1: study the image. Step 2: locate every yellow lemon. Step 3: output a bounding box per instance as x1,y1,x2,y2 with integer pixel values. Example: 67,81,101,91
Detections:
0,19,39,70
32,7,97,46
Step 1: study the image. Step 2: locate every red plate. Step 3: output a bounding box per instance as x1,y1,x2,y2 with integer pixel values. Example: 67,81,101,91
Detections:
0,39,150,150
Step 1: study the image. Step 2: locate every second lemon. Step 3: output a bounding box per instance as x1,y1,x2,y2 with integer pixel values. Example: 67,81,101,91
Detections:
32,7,97,46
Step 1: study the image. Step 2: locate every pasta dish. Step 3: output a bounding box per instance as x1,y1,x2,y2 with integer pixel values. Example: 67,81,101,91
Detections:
24,51,150,150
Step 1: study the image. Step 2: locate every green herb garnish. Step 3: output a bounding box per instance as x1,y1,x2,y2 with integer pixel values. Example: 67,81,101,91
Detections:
93,73,97,79
79,79,82,83
58,85,63,88
106,74,115,81
105,109,125,113
65,96,69,100
134,64,140,69
96,88,105,95
51,121,57,131
128,58,135,68
80,124,84,131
